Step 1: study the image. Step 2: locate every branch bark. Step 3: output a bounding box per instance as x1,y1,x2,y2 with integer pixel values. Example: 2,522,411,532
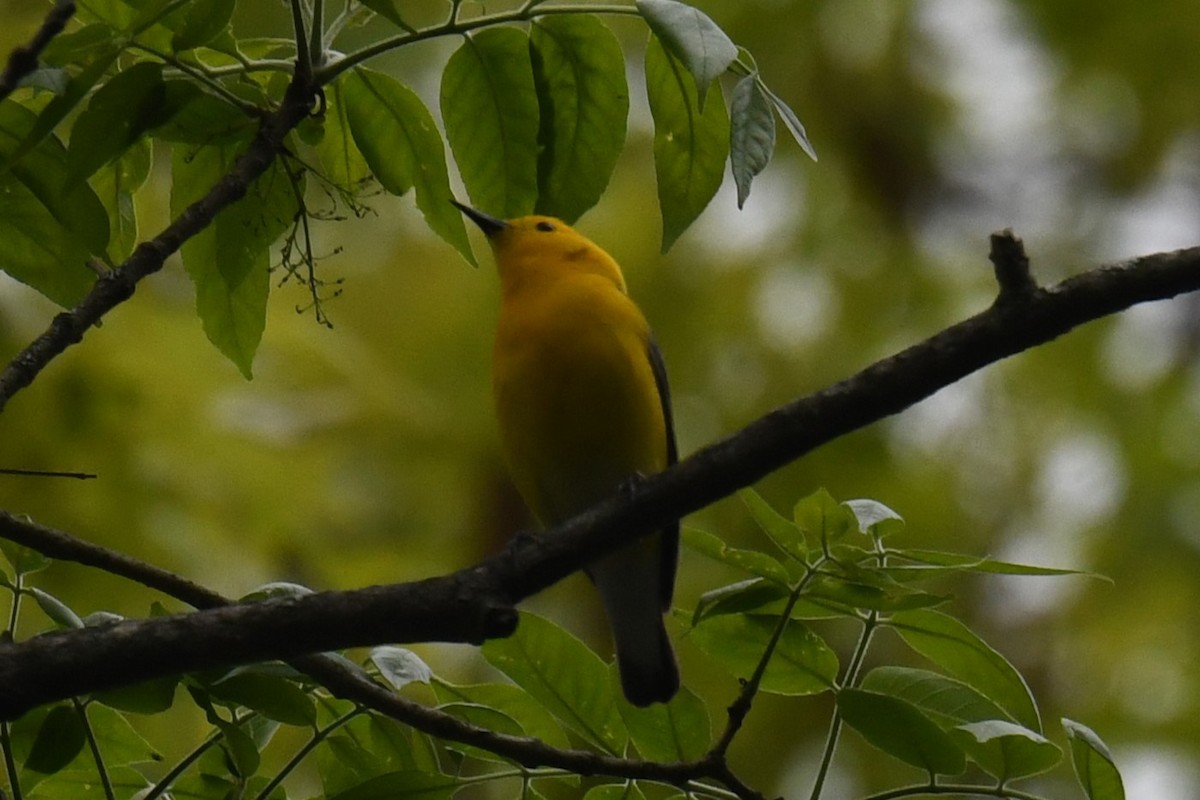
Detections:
1,238,1197,720
0,0,75,104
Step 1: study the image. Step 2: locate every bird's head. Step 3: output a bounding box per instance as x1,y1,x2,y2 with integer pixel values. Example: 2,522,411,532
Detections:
452,201,627,293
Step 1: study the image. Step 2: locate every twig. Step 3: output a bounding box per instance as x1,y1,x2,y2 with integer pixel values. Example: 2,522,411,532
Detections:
0,468,96,479
989,228,1037,298
0,0,75,103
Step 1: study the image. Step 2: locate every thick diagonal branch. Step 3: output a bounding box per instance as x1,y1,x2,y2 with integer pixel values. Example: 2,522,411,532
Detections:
0,242,1197,719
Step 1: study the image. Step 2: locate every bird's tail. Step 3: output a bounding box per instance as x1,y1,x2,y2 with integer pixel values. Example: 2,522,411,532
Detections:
589,540,680,707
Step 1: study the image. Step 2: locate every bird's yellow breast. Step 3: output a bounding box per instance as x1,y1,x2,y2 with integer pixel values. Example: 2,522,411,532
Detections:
492,271,668,526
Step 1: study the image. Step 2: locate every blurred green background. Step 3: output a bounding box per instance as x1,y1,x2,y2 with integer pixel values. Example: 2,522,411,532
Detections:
2,0,1199,796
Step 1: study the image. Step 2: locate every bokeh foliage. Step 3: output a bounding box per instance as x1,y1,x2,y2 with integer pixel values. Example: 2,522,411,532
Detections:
1,0,1199,797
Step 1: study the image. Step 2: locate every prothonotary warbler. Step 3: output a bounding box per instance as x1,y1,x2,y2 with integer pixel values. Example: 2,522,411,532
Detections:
454,201,680,707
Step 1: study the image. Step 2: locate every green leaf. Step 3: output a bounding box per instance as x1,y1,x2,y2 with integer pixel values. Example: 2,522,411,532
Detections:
317,77,372,193
320,714,421,799
728,74,774,208
482,611,627,753
328,770,460,800
529,14,628,223
24,705,85,774
370,646,432,690
859,667,1012,727
93,675,179,714
645,35,728,252
0,538,51,576
438,702,522,736
892,548,1100,578
1064,718,1125,800
739,488,808,562
681,526,790,584
343,68,474,265
844,498,905,538
806,575,948,613
152,81,254,144
612,669,710,762
171,138,295,378
0,99,110,280
357,0,412,29
433,681,570,750
240,581,315,601
25,766,150,800
756,77,817,161
216,718,261,779
436,702,526,762
889,609,1041,732
692,577,789,625
29,587,83,629
0,178,103,303
41,23,118,68
637,0,737,108
81,703,162,766
171,0,236,51
689,613,838,695
838,689,966,775
441,27,539,219
952,720,1061,780
584,785,647,800
208,671,316,727
90,136,152,263
794,487,856,546
67,61,169,185
0,46,122,178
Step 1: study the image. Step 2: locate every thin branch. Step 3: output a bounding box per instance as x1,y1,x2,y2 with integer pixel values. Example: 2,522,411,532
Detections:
989,228,1037,298
713,558,825,758
315,2,641,85
0,468,96,479
0,0,75,103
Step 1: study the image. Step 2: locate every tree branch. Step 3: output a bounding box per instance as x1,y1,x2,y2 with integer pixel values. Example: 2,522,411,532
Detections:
0,513,736,790
0,71,318,414
0,239,1198,722
0,0,75,104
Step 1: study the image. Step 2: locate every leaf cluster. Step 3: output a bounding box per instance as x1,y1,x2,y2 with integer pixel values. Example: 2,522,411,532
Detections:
1,0,812,378
0,487,1125,800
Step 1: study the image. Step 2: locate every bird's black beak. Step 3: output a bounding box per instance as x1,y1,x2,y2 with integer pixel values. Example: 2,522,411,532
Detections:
451,200,508,237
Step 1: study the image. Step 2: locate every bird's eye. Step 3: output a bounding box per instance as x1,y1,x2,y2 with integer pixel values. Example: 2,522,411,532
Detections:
535,221,555,232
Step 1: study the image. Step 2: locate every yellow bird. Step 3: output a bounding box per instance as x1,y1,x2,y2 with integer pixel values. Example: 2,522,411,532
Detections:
454,201,680,707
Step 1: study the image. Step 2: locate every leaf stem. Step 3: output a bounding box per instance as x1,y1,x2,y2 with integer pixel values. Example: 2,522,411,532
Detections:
807,613,878,800
861,783,1048,800
127,44,266,117
142,716,251,800
316,2,641,84
5,574,22,638
251,706,362,800
73,700,116,800
309,0,326,69
711,555,828,757
0,719,22,800
290,0,313,83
